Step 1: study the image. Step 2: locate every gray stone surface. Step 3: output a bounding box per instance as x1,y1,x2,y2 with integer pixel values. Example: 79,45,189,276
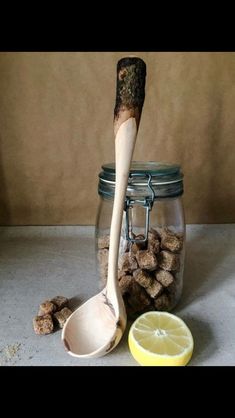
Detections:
0,225,235,366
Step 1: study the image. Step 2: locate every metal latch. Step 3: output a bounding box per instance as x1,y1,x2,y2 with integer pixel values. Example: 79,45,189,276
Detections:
124,173,155,243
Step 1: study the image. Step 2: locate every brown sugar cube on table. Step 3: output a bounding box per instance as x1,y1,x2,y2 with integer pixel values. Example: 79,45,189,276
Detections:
33,314,54,335
154,293,171,311
145,280,163,298
133,269,153,288
54,307,73,328
158,251,180,271
119,275,134,295
50,296,69,311
38,300,56,316
136,250,158,271
155,269,174,287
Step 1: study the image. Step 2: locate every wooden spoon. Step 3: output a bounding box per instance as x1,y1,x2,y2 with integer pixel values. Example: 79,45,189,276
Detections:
62,57,146,358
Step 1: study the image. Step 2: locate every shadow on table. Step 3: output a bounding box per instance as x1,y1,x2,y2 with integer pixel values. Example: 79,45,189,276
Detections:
180,315,216,365
179,226,234,309
69,295,83,310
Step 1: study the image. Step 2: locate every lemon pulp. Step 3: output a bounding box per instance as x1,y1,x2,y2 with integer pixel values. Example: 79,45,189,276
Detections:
128,311,194,366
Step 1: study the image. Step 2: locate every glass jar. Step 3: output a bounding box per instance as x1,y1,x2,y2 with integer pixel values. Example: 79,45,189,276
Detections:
95,161,185,319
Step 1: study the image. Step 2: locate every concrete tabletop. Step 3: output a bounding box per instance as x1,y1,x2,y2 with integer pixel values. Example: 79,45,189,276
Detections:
0,225,235,366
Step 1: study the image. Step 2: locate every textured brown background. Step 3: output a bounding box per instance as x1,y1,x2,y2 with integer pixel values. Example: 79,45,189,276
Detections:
0,52,234,225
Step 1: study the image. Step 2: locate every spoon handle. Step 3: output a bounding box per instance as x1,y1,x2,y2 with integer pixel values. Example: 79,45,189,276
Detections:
106,57,146,315
106,118,137,305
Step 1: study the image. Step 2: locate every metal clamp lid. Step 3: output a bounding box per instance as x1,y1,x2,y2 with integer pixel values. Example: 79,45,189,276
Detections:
98,161,184,200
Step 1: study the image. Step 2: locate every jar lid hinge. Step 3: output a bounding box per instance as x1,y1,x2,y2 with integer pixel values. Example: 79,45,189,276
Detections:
124,173,155,243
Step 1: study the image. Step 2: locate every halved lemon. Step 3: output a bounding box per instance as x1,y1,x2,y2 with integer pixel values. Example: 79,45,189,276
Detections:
128,311,194,366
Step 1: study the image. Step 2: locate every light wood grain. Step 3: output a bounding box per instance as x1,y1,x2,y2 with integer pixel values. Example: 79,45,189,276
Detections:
62,118,137,358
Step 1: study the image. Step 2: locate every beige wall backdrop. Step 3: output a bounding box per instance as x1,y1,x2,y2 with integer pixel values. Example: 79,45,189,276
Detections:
0,52,234,225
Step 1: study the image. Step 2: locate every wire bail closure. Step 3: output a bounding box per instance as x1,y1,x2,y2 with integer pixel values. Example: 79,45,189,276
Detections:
124,173,156,243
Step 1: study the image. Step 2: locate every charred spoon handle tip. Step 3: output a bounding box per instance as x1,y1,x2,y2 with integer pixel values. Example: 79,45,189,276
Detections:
114,57,146,135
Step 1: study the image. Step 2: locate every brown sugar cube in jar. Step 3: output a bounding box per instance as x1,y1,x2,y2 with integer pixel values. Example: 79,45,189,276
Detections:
148,239,160,254
128,284,151,312
128,289,151,313
97,248,109,282
98,235,110,249
158,251,180,272
133,269,153,288
145,280,163,298
154,293,171,311
149,228,160,239
50,296,69,311
119,275,134,295
38,300,56,316
155,226,168,239
161,231,183,253
53,307,72,328
118,268,125,280
119,232,136,254
33,314,54,335
100,264,109,284
97,248,109,266
155,269,174,287
118,252,138,273
136,250,158,271
130,234,147,253
124,295,138,318
147,231,160,254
